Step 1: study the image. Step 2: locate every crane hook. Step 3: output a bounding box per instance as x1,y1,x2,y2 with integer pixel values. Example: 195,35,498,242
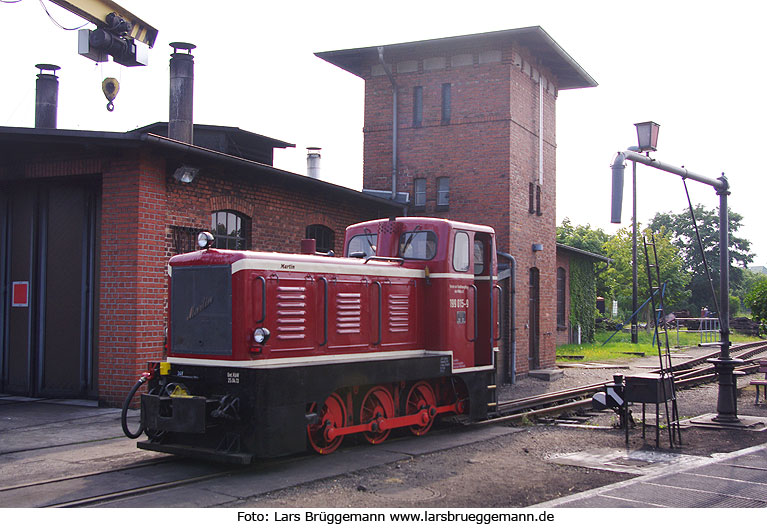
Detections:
102,77,120,112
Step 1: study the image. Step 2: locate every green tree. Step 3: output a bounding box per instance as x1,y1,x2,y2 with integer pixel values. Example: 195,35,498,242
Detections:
745,277,767,334
736,269,766,315
603,225,690,319
649,205,754,314
556,218,610,298
556,218,610,255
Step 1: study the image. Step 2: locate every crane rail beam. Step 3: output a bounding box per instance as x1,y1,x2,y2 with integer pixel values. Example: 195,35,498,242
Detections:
49,0,158,47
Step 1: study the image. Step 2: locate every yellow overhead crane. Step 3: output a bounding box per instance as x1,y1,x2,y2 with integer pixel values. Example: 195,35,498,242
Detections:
49,0,158,66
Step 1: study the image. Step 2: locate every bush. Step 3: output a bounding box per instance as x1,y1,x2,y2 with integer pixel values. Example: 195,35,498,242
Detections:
595,318,623,332
745,279,767,334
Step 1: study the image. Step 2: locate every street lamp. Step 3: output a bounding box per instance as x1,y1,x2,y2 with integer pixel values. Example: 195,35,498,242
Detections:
634,121,660,152
628,121,660,344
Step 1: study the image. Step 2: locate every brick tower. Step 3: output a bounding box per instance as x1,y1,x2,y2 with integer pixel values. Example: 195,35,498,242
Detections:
317,27,596,379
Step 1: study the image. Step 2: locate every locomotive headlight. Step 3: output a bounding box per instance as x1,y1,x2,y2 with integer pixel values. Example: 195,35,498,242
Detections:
197,231,215,249
253,327,271,345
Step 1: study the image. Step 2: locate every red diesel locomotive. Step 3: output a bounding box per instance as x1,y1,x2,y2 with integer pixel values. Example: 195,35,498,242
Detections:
132,217,500,464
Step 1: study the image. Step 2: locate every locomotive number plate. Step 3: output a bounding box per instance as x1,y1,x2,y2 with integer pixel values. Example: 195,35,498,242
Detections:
450,298,469,309
227,372,240,384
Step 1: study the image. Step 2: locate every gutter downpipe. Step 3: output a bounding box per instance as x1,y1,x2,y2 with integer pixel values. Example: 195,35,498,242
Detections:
612,150,737,423
377,47,398,200
497,251,516,384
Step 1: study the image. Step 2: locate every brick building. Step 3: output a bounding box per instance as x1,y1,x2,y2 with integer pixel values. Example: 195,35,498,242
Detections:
317,27,596,380
0,124,401,405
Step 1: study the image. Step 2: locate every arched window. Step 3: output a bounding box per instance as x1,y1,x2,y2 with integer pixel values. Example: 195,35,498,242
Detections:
211,210,251,250
557,267,567,328
306,224,335,253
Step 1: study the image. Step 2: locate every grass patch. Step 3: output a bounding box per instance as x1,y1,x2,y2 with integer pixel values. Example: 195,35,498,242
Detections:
556,329,761,363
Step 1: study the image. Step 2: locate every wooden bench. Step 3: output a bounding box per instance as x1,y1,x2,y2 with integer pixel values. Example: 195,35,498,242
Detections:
752,359,767,404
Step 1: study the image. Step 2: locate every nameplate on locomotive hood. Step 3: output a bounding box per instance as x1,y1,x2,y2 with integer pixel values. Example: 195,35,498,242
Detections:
187,296,214,320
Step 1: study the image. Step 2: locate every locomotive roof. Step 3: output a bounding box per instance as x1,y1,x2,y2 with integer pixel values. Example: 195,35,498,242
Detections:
346,217,495,234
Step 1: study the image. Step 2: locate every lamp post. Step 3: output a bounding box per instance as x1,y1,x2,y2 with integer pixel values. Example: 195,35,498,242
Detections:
630,122,660,344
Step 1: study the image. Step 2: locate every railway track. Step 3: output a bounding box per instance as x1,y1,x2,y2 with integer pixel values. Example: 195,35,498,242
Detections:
1,452,296,508
0,455,225,508
483,340,767,426
5,341,764,507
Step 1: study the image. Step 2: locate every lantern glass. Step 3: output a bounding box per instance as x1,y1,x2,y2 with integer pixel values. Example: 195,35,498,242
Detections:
634,121,660,152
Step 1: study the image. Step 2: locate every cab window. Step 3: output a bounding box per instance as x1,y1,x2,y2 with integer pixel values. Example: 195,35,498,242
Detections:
453,231,470,272
474,240,485,275
399,231,437,260
347,233,377,258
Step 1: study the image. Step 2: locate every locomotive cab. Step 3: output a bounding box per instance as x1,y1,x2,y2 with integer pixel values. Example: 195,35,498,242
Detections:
345,217,498,374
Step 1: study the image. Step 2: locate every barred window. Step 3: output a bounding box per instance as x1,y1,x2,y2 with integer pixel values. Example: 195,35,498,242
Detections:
306,224,335,253
171,226,200,255
211,210,251,250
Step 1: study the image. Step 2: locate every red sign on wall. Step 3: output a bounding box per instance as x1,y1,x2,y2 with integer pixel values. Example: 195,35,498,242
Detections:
12,281,29,307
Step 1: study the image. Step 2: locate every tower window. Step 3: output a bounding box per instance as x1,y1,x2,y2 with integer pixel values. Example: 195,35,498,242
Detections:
528,182,535,214
413,86,423,127
436,177,449,209
441,83,451,125
536,184,542,216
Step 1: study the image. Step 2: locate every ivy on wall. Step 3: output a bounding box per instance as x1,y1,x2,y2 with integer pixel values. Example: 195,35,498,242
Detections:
569,257,597,342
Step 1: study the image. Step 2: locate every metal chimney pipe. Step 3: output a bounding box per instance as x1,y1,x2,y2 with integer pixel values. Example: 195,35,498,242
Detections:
307,147,321,179
35,64,60,129
169,42,195,144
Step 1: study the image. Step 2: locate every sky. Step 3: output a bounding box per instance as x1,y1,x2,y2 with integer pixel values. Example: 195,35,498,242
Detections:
2,0,766,265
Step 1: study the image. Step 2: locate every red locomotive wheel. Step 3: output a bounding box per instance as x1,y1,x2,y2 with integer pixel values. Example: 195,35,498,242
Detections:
359,385,395,444
307,392,346,455
405,381,437,436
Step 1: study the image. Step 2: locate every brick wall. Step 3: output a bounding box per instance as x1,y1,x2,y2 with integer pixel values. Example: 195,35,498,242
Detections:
98,149,168,406
166,170,400,256
360,43,560,374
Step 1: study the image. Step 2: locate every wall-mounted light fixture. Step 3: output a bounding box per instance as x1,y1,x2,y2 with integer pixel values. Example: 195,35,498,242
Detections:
532,243,543,252
173,165,199,183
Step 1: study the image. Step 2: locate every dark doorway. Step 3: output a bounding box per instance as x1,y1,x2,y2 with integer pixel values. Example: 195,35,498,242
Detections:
528,267,540,370
0,179,100,398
